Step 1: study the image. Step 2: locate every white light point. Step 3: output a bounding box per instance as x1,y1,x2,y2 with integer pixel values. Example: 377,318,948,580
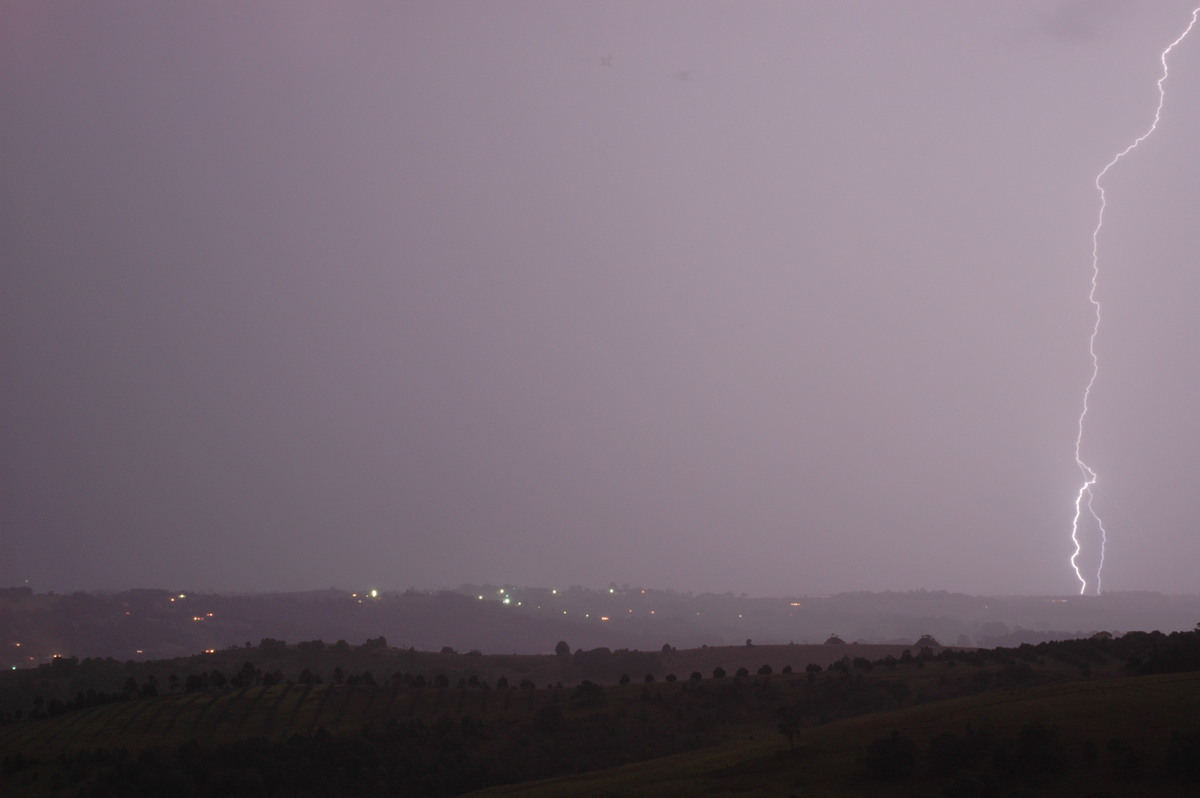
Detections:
1072,7,1200,595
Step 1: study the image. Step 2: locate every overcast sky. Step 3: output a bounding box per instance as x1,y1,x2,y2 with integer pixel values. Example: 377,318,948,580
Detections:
3,1,1199,597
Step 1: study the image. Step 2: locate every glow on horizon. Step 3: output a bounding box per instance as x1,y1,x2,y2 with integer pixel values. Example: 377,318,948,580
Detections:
1072,7,1200,595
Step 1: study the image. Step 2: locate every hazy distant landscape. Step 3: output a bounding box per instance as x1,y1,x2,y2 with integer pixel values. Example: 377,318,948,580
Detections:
3,585,1199,669
3,584,1200,796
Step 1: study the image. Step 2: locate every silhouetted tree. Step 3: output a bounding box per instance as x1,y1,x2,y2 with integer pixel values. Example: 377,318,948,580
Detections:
778,704,801,749
571,680,605,706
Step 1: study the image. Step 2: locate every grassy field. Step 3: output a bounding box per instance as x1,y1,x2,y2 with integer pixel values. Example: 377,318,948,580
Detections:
466,671,1200,797
2,635,1196,795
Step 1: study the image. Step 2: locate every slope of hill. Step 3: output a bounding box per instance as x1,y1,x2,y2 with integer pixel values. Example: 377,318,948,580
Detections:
467,672,1200,797
2,630,1198,796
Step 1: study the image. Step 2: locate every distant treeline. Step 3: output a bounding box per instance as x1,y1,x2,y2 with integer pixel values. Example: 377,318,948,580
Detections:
4,625,1200,726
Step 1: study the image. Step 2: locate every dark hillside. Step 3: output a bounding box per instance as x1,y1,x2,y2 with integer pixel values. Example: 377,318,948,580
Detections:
2,630,1198,795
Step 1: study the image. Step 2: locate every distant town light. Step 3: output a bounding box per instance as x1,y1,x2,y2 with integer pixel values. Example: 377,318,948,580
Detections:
370,589,378,598
609,588,614,594
600,616,610,621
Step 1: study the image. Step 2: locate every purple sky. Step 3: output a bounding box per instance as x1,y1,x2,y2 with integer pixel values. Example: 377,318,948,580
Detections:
3,1,1199,597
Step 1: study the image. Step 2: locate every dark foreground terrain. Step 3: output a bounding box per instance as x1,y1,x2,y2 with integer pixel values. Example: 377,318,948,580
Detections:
2,626,1199,796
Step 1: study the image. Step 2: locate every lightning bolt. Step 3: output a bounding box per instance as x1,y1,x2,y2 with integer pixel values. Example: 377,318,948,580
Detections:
1072,7,1200,596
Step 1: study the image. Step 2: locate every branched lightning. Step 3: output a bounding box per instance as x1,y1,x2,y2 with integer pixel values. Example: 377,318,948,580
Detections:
1072,7,1200,596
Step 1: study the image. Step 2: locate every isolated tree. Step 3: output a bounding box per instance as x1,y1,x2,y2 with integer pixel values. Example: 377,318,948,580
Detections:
555,640,570,659
712,666,726,679
571,679,605,706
